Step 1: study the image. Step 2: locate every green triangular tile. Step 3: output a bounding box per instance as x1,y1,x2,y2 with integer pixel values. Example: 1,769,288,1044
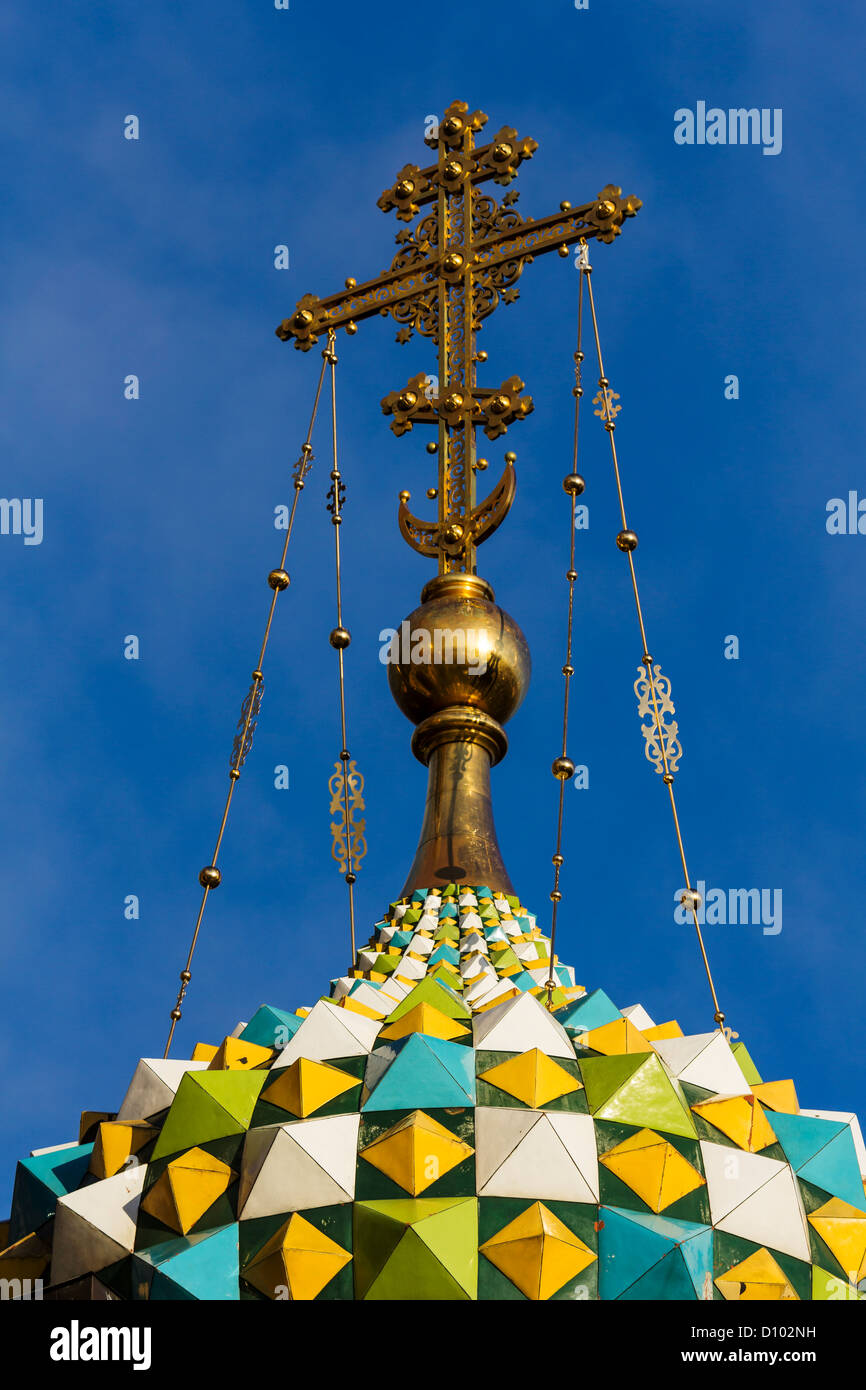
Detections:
384,976,471,1023
578,1053,649,1113
595,1055,698,1139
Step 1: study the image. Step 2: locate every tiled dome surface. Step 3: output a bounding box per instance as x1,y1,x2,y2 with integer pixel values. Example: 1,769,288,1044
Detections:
3,884,865,1301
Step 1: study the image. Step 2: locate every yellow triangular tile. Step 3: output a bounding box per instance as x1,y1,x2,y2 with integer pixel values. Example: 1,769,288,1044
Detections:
359,1110,473,1194
715,1248,799,1301
264,1057,361,1119
207,1036,273,1070
192,1042,219,1062
141,1146,234,1235
377,1003,469,1042
480,1200,596,1300
0,1230,51,1281
580,1017,654,1056
751,1080,799,1114
643,1020,684,1041
808,1197,866,1282
245,1212,352,1300
89,1120,158,1180
599,1127,704,1212
479,1048,583,1108
692,1094,776,1152
473,986,521,1012
340,997,388,1021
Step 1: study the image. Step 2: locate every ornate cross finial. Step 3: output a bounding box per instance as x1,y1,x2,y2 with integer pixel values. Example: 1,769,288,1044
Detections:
277,98,641,574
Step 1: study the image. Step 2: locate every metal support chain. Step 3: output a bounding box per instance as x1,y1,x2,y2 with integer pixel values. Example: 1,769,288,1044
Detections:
545,267,587,1009
324,330,366,967
582,251,727,1033
163,354,329,1058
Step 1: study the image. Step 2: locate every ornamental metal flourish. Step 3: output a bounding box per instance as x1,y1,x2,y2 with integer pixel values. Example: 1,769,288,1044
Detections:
329,759,367,876
633,663,682,775
230,677,264,771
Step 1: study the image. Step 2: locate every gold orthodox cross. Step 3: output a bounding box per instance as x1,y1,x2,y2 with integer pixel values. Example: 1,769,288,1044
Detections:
276,99,641,574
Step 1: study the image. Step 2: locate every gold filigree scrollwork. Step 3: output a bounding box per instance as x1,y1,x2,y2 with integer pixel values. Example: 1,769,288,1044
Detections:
471,188,522,240
329,759,367,875
326,476,346,515
390,216,437,272
634,664,682,775
291,442,314,487
472,189,528,323
593,385,621,422
389,215,439,344
231,679,264,770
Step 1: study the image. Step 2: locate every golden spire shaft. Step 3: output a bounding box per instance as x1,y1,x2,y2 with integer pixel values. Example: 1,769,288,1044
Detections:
276,101,640,897
162,354,328,1058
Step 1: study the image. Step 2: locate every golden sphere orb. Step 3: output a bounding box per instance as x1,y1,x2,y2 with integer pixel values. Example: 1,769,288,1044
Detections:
616,530,638,553
504,451,516,465
387,574,531,730
345,277,357,289
563,473,585,496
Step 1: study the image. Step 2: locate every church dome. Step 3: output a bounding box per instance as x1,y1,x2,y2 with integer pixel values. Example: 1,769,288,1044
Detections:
3,885,864,1301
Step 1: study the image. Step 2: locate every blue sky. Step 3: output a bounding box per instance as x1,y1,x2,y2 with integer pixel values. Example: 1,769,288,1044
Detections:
1,0,865,1209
